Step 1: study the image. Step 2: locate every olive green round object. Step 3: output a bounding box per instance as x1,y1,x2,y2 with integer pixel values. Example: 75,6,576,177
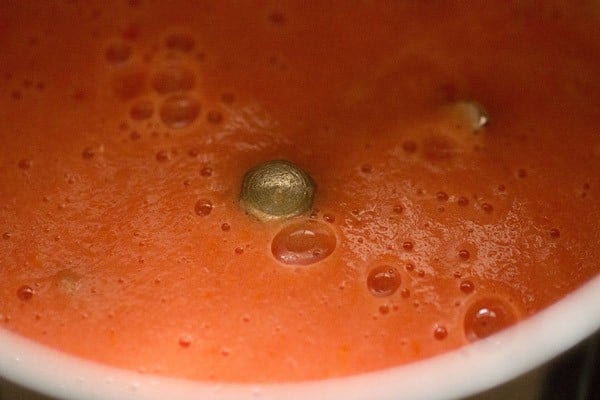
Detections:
240,160,315,221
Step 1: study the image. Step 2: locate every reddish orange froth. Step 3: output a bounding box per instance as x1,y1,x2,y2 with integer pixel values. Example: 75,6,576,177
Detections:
0,0,599,383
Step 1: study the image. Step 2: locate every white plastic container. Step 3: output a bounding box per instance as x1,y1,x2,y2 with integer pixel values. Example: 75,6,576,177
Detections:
1,274,599,400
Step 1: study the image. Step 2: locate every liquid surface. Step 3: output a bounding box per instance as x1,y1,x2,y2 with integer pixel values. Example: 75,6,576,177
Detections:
0,0,599,382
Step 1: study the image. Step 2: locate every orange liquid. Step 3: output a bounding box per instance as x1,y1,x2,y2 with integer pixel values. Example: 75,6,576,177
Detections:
0,0,599,382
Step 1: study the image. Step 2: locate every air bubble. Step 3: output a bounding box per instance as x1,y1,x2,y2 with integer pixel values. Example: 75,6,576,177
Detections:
178,334,192,348
457,196,469,206
436,191,448,202
155,150,170,162
206,110,223,124
112,66,147,100
402,140,417,153
160,94,200,128
550,228,560,238
221,92,235,104
200,166,213,177
458,249,470,260
151,65,195,95
271,220,336,265
234,247,244,255
221,223,231,232
2,233,11,240
459,280,475,294
392,205,403,214
378,305,390,315
165,33,196,53
268,11,286,24
517,168,527,178
130,100,154,120
82,144,104,160
130,131,141,140
367,265,401,297
464,297,518,341
105,42,132,64
481,203,493,214
18,159,32,170
433,326,448,340
402,241,414,251
323,213,335,223
360,164,373,174
17,285,34,301
194,199,213,216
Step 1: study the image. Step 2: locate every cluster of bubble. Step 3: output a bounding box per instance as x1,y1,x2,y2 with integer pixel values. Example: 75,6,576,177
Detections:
363,255,520,343
105,30,223,130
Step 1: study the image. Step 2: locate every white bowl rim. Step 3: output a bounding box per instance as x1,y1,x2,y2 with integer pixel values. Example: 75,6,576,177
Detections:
1,274,600,400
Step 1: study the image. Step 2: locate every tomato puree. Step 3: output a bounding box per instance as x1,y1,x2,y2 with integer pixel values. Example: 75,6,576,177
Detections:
0,0,599,382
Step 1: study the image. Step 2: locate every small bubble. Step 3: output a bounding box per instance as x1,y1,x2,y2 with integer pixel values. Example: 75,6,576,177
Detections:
112,66,147,100
130,131,141,140
221,92,235,104
130,100,154,120
464,297,518,341
200,166,213,177
481,203,493,214
458,249,470,260
188,148,200,157
457,196,469,206
367,265,401,297
392,205,403,214
400,288,410,298
234,247,244,255
194,199,213,216
550,228,560,238
221,223,231,232
402,241,414,251
405,263,415,272
323,213,335,223
160,94,200,129
82,145,104,160
360,164,373,174
151,65,195,95
433,326,448,340
417,269,425,277
105,42,132,64
17,285,34,301
402,140,417,153
178,334,192,348
460,280,475,294
206,110,223,124
517,168,527,178
378,305,390,315
268,11,286,24
271,220,336,265
436,191,448,202
2,232,11,240
497,184,506,192
155,150,170,162
165,32,195,53
18,159,32,170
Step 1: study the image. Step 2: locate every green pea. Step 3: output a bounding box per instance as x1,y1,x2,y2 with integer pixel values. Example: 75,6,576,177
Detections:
240,160,315,221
